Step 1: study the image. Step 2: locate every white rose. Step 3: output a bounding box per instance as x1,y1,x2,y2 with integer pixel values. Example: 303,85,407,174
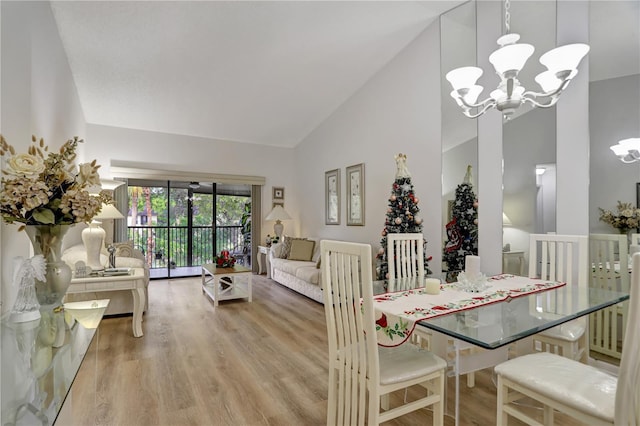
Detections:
77,163,101,186
6,154,45,178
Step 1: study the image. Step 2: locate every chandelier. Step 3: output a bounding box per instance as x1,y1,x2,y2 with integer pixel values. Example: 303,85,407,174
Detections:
445,0,589,119
610,138,640,163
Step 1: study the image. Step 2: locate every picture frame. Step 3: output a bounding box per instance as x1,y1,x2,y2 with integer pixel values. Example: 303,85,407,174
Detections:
272,200,284,209
346,163,365,226
273,186,284,200
325,169,340,225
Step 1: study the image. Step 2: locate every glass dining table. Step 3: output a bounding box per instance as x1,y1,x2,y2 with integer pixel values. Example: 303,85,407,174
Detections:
371,275,629,426
372,275,629,350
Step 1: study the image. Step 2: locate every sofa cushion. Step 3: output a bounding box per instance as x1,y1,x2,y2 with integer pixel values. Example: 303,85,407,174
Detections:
282,236,307,258
295,266,321,285
288,239,315,261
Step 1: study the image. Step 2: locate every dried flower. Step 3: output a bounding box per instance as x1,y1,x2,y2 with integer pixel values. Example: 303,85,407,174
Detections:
598,201,640,231
0,135,111,227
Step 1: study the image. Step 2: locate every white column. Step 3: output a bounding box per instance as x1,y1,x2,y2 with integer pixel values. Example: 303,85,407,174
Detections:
556,0,590,235
477,0,504,276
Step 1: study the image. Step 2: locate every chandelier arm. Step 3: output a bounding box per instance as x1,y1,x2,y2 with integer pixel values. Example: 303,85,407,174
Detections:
457,95,495,111
461,100,498,119
522,95,559,109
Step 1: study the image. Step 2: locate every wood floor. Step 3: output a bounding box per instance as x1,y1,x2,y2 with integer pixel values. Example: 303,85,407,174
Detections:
68,275,587,426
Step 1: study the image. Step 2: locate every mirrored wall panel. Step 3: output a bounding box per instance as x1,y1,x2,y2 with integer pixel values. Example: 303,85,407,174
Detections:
441,1,478,276
589,0,640,235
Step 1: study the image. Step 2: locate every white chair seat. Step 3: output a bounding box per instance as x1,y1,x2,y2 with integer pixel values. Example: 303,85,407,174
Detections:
378,345,447,386
495,352,616,422
537,318,586,342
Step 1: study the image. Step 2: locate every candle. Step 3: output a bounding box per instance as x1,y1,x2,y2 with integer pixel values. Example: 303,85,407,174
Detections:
425,278,441,295
465,255,481,278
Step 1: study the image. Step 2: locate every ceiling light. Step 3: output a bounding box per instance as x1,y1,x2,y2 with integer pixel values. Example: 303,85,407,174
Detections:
445,0,589,120
610,138,640,163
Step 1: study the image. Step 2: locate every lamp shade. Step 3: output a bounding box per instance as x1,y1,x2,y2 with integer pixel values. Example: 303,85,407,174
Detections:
265,205,292,222
94,203,125,220
502,212,513,226
540,43,589,72
446,66,483,90
489,43,535,75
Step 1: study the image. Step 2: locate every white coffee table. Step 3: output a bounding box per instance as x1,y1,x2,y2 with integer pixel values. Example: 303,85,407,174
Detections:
202,264,252,306
67,268,146,337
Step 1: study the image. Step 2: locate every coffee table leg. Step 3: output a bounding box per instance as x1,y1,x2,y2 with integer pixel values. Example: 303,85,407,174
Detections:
131,288,145,337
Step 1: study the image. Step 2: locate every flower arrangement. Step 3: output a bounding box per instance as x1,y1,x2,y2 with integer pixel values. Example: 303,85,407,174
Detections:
213,250,236,268
598,201,640,232
0,135,110,229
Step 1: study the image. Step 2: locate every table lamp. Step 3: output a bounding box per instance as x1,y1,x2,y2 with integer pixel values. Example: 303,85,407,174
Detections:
265,205,292,239
82,203,125,271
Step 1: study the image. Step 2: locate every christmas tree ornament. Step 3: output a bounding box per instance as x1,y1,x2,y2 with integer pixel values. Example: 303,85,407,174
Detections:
390,195,396,201
395,217,402,225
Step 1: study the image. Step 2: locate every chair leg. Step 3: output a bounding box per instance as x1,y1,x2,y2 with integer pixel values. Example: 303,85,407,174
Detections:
368,389,381,426
496,375,507,426
543,405,554,425
433,372,444,426
327,367,337,426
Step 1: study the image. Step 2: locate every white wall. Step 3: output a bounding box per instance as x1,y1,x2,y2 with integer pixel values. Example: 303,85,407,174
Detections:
1,1,86,315
293,22,444,272
84,123,295,244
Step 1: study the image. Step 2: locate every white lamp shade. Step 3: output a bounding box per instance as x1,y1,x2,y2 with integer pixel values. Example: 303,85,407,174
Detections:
446,66,483,90
450,85,483,105
535,71,562,92
94,203,125,220
265,205,292,221
611,138,640,156
489,43,535,75
64,299,109,328
540,43,589,72
502,212,512,226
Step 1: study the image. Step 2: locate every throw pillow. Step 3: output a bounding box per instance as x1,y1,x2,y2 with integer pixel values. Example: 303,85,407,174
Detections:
288,239,315,261
282,236,307,259
112,240,134,258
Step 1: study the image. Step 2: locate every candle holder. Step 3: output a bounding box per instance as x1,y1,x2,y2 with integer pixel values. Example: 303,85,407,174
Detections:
455,271,489,293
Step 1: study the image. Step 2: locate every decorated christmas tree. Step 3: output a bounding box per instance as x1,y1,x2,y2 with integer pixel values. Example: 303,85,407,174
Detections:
443,165,478,279
376,153,431,280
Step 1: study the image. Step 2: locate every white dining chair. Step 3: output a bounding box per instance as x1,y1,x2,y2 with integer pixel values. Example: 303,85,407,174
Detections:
631,233,640,246
321,240,446,426
527,234,589,362
589,233,629,360
494,252,640,425
386,233,430,349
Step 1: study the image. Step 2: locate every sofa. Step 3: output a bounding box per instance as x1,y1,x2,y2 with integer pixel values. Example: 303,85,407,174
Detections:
269,237,323,304
61,241,150,316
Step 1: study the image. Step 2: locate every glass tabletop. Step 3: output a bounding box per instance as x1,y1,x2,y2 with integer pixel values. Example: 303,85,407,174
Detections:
373,277,629,350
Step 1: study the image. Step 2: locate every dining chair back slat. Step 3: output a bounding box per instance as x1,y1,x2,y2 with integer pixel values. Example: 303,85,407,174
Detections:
528,234,589,362
387,233,425,280
589,234,629,360
322,240,446,426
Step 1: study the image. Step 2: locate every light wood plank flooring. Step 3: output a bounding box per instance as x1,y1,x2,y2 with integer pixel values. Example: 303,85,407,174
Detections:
68,275,586,425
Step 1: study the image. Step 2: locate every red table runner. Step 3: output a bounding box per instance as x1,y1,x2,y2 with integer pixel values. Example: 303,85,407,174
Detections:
372,274,566,347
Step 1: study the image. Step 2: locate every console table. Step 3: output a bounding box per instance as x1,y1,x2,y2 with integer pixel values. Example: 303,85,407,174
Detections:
1,305,105,425
67,268,146,337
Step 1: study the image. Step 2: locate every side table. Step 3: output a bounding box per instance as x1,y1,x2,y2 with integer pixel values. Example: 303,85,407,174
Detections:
257,245,271,277
202,264,252,306
67,268,146,337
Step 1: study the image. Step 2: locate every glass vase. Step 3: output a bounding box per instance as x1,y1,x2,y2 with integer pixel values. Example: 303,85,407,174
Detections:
24,224,73,309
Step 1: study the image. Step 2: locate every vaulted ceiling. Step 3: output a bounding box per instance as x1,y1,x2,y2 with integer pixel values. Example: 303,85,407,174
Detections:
51,1,464,148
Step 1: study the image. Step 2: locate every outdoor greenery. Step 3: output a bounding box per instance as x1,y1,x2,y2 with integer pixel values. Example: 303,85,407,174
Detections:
127,185,250,268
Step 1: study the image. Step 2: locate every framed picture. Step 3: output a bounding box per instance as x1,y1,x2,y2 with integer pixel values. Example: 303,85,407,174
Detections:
272,200,284,209
346,163,365,226
325,169,340,225
273,187,285,200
